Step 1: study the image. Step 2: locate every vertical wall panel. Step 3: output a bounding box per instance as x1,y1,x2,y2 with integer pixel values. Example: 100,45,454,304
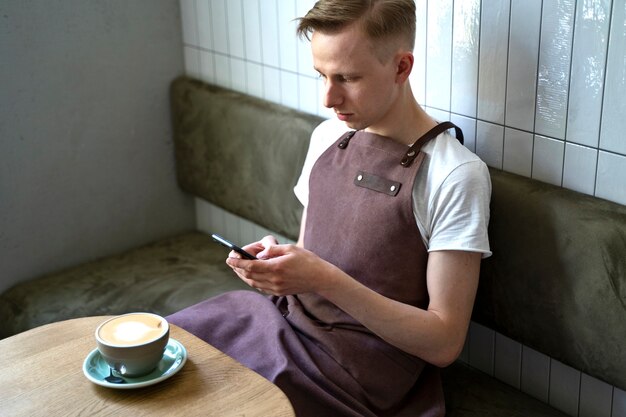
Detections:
180,0,198,45
226,0,244,58
477,0,510,124
532,135,565,186
196,0,212,50
476,120,504,168
494,333,522,389
596,151,626,205
260,0,279,67
242,0,262,63
210,0,228,55
277,0,298,73
506,0,541,131
579,373,613,417
549,360,581,416
503,127,533,176
451,0,480,117
426,0,453,110
521,346,551,403
600,0,626,154
563,143,598,195
535,0,575,139
413,0,427,105
567,0,612,147
199,50,215,84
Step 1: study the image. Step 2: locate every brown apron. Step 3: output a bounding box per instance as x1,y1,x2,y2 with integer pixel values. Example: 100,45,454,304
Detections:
168,123,462,417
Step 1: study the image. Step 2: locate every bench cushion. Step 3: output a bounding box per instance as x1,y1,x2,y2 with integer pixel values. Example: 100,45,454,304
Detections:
0,232,250,338
477,168,626,390
170,76,323,242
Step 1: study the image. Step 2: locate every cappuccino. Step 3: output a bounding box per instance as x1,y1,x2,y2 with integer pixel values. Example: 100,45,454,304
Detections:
98,313,166,346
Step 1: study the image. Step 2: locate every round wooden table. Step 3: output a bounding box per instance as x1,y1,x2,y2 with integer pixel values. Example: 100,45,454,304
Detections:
0,316,294,417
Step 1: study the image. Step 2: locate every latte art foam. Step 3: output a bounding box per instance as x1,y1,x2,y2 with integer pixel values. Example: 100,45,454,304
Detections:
98,314,166,346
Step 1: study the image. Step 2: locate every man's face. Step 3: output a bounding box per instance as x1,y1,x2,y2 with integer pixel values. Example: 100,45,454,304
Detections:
311,25,401,132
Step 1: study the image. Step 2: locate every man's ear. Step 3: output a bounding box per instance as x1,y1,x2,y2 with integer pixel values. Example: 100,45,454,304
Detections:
395,52,414,83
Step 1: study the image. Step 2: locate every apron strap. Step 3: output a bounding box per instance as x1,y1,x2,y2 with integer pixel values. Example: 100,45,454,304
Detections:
400,121,463,167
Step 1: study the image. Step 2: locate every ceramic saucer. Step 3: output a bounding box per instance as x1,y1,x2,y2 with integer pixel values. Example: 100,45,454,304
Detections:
83,338,187,389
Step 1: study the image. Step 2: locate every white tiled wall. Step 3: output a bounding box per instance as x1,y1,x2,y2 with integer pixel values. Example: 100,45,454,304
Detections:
180,0,626,206
180,1,626,415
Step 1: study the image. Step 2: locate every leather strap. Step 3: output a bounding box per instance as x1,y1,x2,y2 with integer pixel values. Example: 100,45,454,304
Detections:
400,122,464,167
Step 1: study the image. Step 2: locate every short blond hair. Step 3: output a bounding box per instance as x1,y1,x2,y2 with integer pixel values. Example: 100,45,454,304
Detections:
296,0,416,60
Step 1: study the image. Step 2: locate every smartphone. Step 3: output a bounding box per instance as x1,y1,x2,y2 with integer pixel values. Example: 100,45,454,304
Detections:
211,233,257,260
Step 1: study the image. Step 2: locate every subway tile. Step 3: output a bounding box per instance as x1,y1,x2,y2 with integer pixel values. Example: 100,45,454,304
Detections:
450,0,480,117
214,54,231,88
199,50,216,84
277,0,298,73
224,209,241,243
195,198,211,234
599,0,626,155
566,0,611,147
477,0,510,124
468,322,495,376
413,0,427,105
425,107,450,123
521,346,550,403
579,373,612,417
295,0,317,78
450,113,476,153
180,0,198,45
614,387,626,417
196,198,226,236
505,0,541,132
494,332,522,389
210,0,228,55
503,127,533,177
595,151,626,206
196,0,212,50
426,0,453,111
230,58,246,93
476,121,504,169
263,66,282,105
562,143,597,195
260,0,280,67
535,0,576,140
239,220,257,247
226,0,245,59
242,0,262,62
246,62,264,99
298,75,318,115
279,70,298,109
532,135,564,186
183,46,201,79
549,359,581,416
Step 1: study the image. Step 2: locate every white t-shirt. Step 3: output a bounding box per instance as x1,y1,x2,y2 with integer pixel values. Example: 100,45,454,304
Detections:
294,119,492,258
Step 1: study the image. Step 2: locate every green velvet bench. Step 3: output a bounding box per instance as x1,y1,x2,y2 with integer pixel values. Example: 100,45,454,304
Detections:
2,76,625,416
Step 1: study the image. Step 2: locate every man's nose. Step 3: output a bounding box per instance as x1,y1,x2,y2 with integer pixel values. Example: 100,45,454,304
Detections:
323,81,342,109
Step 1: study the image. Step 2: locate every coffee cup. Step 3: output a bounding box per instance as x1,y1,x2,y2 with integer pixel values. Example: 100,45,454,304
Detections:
95,312,170,377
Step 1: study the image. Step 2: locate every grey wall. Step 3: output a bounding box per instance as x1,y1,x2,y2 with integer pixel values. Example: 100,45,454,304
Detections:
0,0,195,294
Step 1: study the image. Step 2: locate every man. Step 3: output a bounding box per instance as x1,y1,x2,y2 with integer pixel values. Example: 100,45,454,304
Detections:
168,1,491,415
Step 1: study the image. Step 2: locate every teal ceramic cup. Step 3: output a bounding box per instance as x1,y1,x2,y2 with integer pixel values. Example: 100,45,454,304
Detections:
95,313,170,377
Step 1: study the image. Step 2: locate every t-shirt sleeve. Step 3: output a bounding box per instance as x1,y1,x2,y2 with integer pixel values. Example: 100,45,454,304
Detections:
427,160,492,258
294,119,349,207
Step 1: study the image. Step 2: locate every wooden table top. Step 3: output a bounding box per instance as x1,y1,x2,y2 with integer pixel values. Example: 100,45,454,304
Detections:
0,316,295,417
